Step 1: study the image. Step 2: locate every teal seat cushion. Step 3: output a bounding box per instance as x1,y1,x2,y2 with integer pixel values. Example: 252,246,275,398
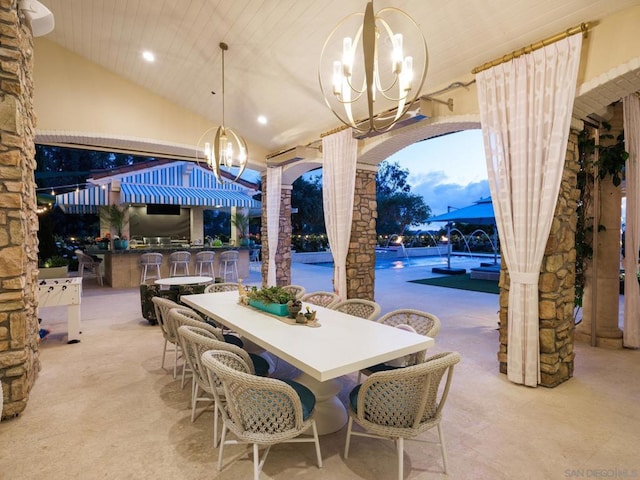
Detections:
223,334,244,348
349,384,362,413
281,379,316,420
367,362,400,374
249,353,270,377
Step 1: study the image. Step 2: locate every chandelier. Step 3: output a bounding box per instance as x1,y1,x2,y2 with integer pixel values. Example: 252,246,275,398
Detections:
319,1,428,135
200,42,248,183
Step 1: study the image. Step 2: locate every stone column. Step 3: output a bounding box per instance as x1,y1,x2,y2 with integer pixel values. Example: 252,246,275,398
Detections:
346,165,377,300
0,2,40,418
498,129,579,387
576,104,624,348
260,174,292,287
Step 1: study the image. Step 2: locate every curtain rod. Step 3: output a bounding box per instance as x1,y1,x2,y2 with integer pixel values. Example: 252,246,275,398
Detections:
471,22,591,75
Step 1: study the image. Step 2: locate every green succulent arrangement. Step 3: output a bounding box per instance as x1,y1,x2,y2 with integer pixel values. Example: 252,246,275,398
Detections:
247,286,295,305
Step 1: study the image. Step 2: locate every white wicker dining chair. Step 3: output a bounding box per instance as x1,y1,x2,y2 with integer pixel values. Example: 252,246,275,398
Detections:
357,308,442,382
345,351,461,480
301,291,341,308
151,296,183,378
204,282,239,293
169,307,230,389
201,350,323,480
330,298,381,320
177,325,258,441
281,284,306,299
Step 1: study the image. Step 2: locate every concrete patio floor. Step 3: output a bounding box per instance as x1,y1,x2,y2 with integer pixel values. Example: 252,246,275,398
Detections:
1,258,639,479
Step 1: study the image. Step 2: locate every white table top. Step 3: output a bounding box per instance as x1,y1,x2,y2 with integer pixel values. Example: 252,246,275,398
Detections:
181,291,434,382
154,276,213,286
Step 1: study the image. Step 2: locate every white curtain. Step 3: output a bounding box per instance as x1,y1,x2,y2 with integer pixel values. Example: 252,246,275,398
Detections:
476,34,582,386
322,129,357,299
623,94,640,348
266,166,282,286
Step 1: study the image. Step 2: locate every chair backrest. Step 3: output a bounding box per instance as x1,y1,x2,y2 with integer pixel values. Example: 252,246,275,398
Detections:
377,309,441,338
177,326,248,394
75,250,96,265
282,285,306,300
331,298,381,320
355,352,461,433
204,282,239,293
201,351,308,437
169,251,191,262
194,251,215,262
249,249,260,261
301,291,341,308
169,307,225,342
219,250,239,262
140,252,163,265
151,296,182,342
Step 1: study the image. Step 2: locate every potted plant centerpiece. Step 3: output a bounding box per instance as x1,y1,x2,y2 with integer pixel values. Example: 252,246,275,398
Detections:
101,204,129,250
247,286,296,316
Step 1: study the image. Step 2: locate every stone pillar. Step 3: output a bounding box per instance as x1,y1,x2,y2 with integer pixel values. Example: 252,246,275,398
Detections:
346,165,377,300
260,174,292,287
576,104,624,348
0,2,40,418
498,129,579,387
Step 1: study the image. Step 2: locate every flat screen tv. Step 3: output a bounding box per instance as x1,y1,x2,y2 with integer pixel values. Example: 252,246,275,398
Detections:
146,204,181,216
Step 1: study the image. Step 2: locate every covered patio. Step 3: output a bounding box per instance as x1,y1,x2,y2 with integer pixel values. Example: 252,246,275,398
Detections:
2,4,640,473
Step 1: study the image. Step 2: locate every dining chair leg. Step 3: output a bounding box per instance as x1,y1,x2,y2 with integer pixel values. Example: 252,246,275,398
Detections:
311,420,323,467
161,339,168,369
438,423,449,474
173,344,180,379
217,425,228,471
191,384,200,422
253,443,260,480
212,400,219,448
397,437,404,480
344,417,354,458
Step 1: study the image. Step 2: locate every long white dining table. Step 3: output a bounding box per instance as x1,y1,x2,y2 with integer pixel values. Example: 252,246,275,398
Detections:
181,290,434,434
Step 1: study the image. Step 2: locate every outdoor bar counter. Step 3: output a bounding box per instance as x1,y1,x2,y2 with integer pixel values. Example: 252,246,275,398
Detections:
95,246,251,288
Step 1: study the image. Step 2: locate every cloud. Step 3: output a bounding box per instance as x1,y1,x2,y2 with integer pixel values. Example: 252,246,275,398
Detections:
411,175,491,218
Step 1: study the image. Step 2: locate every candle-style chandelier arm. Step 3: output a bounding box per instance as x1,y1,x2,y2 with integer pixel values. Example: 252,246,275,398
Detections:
319,1,428,135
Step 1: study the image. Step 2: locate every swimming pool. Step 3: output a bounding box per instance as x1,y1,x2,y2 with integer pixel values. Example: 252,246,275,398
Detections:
314,255,491,270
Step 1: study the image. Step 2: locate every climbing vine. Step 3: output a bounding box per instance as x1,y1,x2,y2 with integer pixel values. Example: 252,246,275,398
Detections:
574,119,627,316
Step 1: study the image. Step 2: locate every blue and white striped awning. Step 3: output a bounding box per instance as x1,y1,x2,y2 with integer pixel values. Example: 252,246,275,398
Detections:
55,186,109,214
120,184,260,208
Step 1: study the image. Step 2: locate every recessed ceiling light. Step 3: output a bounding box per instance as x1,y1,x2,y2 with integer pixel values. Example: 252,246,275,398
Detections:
257,115,267,125
142,50,155,62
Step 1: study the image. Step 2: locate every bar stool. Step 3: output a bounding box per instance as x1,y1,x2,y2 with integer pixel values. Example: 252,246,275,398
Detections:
249,248,261,272
218,250,239,282
169,251,191,277
140,253,163,283
193,251,215,276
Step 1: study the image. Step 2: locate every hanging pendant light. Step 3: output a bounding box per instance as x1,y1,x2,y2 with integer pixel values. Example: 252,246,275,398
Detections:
199,42,248,183
319,1,428,135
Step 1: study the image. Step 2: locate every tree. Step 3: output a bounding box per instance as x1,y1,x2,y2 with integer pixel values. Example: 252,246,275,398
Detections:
376,161,431,235
291,174,325,234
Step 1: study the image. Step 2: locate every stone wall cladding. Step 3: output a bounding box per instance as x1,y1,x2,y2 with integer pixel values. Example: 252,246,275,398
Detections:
0,1,40,419
498,130,579,387
260,175,292,287
346,168,377,300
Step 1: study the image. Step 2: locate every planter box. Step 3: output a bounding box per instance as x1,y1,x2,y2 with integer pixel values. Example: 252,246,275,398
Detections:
249,299,288,317
38,266,68,279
